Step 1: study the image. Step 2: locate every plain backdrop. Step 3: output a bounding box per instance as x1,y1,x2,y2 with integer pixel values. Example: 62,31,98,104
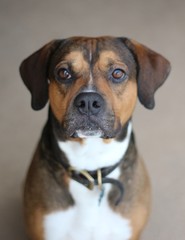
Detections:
0,0,185,239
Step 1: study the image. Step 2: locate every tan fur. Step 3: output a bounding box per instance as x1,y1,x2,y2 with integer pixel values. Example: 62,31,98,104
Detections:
49,77,87,123
64,51,89,72
113,78,137,126
98,50,120,68
124,158,151,240
23,145,45,240
25,208,44,240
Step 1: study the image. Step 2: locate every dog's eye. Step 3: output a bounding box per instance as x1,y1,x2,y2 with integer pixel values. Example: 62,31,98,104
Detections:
112,69,127,82
57,68,72,81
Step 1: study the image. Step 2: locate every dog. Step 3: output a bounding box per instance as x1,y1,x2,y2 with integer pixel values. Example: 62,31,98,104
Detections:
20,36,171,240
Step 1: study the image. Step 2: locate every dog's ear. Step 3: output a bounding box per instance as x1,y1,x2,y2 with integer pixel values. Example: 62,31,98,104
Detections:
123,38,171,109
20,40,61,110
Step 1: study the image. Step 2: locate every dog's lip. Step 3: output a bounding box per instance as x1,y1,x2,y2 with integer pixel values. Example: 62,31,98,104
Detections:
70,128,115,139
74,129,103,138
69,126,103,138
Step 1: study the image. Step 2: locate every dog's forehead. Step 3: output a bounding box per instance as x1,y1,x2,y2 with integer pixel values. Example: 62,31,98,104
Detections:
61,36,119,52
54,37,132,65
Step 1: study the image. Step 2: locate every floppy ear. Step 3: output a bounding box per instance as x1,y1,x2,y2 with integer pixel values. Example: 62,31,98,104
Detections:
20,40,61,110
123,38,171,109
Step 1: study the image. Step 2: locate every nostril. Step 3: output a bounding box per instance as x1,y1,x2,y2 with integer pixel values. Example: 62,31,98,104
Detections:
92,101,100,109
78,100,86,108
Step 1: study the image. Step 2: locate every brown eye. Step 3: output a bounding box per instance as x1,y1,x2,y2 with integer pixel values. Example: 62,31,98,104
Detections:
112,69,126,80
58,68,72,80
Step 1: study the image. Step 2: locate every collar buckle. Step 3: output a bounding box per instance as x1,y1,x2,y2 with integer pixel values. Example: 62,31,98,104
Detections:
68,167,95,190
68,167,103,190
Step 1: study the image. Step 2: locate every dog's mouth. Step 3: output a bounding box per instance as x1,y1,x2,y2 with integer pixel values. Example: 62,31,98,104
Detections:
65,114,117,139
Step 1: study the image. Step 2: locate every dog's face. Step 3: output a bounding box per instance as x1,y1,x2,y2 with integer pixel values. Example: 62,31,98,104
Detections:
48,37,137,138
20,37,171,139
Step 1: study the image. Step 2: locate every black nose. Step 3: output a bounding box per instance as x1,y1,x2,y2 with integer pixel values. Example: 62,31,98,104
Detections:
74,92,104,116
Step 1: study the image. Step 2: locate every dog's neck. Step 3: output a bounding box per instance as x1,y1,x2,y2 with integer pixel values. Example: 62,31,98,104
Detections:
41,113,136,205
57,122,132,171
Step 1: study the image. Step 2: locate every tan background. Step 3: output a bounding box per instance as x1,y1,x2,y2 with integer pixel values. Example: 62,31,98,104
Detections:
0,0,185,239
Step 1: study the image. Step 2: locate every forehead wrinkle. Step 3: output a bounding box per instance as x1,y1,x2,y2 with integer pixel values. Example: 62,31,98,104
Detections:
62,50,89,72
62,40,97,70
86,39,98,86
79,38,97,66
97,50,123,70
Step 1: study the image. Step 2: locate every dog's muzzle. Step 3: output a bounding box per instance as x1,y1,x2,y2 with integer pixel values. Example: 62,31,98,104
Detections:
63,92,117,139
71,92,105,137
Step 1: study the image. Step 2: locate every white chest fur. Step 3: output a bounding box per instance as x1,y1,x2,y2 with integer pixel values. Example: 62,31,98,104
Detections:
44,123,132,240
44,172,132,240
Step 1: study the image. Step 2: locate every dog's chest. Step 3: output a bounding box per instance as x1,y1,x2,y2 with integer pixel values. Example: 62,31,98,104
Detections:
44,169,132,240
44,125,132,239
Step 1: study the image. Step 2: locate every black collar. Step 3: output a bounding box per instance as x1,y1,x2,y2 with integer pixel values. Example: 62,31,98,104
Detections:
68,161,121,190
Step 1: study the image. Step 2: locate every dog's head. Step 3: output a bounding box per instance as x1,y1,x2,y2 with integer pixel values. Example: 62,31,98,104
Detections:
20,37,171,139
